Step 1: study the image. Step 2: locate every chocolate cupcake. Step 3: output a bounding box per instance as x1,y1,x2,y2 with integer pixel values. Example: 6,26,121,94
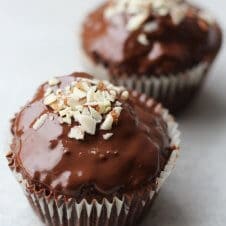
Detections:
81,0,222,113
7,72,180,226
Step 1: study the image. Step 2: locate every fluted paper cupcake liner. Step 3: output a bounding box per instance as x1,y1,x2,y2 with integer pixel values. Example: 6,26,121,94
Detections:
81,52,209,113
7,102,180,226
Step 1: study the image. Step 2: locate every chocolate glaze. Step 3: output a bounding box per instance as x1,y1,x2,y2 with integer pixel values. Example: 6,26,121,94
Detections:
10,73,171,198
82,3,222,77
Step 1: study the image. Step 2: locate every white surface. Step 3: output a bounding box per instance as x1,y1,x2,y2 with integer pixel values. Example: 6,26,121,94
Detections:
0,0,225,226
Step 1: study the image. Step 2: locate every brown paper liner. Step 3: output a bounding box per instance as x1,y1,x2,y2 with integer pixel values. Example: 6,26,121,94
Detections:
6,100,180,226
81,52,210,113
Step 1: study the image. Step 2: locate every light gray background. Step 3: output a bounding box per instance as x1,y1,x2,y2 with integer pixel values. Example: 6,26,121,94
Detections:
0,0,225,225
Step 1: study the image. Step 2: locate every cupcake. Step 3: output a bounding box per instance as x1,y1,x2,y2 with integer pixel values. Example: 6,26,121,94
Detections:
7,72,180,226
81,0,222,113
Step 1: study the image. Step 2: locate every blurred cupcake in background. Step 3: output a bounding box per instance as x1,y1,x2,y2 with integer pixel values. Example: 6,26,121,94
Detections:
81,0,222,113
7,72,180,226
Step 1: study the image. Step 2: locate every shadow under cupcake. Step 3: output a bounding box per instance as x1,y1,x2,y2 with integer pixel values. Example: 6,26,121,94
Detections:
6,72,180,226
81,0,222,114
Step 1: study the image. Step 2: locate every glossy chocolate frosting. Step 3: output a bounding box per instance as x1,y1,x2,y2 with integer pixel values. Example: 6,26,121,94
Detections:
10,73,171,198
82,2,222,77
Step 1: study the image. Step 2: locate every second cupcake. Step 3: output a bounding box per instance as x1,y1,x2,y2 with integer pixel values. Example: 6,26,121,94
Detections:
81,0,222,113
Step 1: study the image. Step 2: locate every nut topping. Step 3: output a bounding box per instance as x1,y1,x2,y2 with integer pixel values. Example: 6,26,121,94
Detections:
44,77,129,140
